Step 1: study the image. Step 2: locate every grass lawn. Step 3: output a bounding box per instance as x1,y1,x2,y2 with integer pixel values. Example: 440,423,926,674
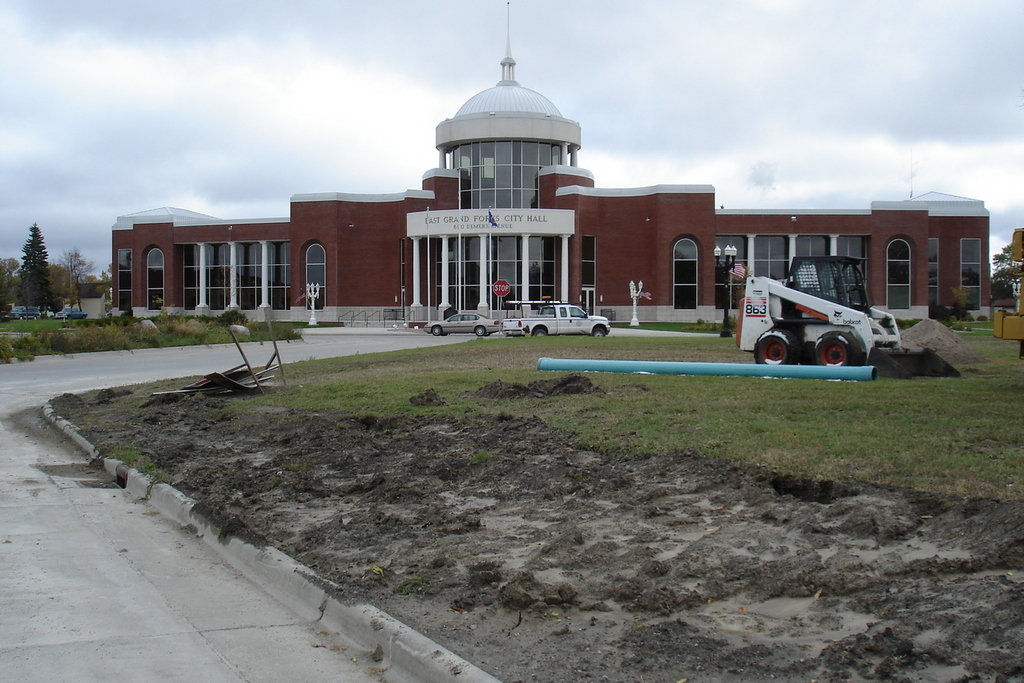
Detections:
221,330,1024,502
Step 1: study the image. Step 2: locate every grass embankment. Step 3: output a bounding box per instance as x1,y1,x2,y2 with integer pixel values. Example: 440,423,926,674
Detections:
0,316,302,362
199,329,1023,501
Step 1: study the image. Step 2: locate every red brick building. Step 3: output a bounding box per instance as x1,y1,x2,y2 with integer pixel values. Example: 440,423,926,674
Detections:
112,49,989,323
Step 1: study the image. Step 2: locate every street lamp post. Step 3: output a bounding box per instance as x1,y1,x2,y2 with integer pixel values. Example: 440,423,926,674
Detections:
306,282,320,326
714,245,737,338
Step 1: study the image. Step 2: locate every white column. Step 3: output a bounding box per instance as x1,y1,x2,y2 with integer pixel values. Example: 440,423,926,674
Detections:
787,234,798,270
560,234,570,303
228,241,238,309
197,243,208,309
830,234,839,256
478,233,489,313
745,234,756,275
411,237,422,307
520,234,531,301
440,235,451,312
259,240,270,311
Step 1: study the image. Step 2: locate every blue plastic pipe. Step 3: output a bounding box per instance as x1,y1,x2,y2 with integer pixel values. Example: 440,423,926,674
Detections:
536,357,877,381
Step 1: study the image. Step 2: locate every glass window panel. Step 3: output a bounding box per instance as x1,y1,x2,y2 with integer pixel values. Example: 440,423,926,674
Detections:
522,142,539,166
674,240,697,260
888,240,910,260
496,165,511,188
960,238,980,263
495,141,512,165
887,286,910,309
673,238,698,310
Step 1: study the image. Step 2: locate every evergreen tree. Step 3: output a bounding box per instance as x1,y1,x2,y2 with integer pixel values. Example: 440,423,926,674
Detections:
19,223,56,311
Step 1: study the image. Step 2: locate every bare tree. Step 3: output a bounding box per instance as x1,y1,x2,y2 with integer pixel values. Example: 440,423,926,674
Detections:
58,248,95,308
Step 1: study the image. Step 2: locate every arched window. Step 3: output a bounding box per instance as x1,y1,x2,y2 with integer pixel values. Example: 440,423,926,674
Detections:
672,239,698,309
146,248,164,310
887,239,911,309
305,244,326,310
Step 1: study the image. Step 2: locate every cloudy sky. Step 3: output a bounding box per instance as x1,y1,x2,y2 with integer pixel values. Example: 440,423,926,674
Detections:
2,0,1021,275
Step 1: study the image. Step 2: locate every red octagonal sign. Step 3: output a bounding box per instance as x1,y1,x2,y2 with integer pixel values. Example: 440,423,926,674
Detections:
492,279,511,297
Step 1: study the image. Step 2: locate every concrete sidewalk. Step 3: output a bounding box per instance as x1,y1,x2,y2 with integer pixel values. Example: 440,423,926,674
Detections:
0,413,391,682
0,333,473,683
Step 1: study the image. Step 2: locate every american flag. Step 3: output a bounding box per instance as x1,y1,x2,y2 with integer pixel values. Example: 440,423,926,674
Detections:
730,262,747,279
640,290,652,300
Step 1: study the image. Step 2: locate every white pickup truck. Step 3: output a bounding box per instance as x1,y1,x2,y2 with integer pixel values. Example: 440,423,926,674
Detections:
501,302,611,337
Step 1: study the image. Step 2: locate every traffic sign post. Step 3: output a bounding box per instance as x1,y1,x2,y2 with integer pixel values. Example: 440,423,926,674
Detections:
492,279,511,298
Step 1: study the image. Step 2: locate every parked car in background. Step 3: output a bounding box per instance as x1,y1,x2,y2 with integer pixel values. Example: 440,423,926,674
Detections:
55,307,88,320
9,306,41,319
428,312,501,337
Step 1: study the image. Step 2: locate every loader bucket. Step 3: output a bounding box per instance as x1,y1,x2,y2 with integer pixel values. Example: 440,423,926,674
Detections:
867,347,960,379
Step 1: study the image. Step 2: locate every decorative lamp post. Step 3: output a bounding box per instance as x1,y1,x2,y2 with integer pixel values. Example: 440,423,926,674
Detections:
306,282,320,326
628,280,644,326
714,245,737,337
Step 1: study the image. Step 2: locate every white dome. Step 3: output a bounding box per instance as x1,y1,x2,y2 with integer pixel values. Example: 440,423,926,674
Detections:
454,81,563,119
436,49,581,152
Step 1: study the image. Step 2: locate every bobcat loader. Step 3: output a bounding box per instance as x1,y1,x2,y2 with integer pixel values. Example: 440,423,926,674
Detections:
736,256,959,378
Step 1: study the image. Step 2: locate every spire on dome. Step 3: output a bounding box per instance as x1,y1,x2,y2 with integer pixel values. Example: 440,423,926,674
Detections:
499,1,517,84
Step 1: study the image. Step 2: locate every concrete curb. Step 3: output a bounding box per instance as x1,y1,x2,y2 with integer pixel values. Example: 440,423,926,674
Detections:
43,402,501,683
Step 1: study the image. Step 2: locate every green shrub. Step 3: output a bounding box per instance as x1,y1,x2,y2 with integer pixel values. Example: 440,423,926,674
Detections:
218,309,249,326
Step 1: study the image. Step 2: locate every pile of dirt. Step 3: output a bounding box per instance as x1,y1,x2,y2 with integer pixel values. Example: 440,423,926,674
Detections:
901,319,989,365
48,385,1024,683
468,373,604,399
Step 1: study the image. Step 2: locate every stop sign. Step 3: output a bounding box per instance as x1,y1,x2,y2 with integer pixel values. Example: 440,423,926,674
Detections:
492,279,511,297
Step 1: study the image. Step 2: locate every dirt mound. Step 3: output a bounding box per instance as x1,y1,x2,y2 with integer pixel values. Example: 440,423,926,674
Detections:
49,385,1024,682
901,319,988,365
470,373,602,399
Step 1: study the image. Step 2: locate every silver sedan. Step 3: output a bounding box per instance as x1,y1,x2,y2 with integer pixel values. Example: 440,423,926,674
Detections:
428,313,501,337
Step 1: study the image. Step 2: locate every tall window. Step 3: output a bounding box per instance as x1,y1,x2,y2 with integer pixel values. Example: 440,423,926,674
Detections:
269,242,291,310
672,239,697,309
960,238,981,309
928,238,939,307
581,236,597,289
446,235,482,311
836,236,867,259
452,140,563,209
886,239,911,309
754,235,788,279
795,236,829,257
207,244,231,310
528,236,556,301
117,249,132,312
305,244,326,310
580,235,597,313
237,243,261,310
494,236,520,310
183,245,199,309
146,248,164,310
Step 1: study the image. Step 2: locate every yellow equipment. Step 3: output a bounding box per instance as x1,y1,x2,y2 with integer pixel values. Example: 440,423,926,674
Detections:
993,228,1024,358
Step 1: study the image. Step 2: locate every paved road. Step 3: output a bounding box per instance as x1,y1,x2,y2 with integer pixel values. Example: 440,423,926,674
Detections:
0,330,465,683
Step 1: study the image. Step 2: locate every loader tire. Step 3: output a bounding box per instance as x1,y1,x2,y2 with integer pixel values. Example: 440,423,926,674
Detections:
814,331,865,367
754,329,801,365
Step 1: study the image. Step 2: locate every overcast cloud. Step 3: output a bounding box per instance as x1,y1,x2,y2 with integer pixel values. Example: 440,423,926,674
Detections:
1,0,1021,275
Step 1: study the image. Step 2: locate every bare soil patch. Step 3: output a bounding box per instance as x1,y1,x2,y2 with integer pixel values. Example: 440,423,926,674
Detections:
49,377,1024,682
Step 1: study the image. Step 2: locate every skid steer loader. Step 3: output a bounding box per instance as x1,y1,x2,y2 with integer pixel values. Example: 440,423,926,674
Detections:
736,256,959,378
